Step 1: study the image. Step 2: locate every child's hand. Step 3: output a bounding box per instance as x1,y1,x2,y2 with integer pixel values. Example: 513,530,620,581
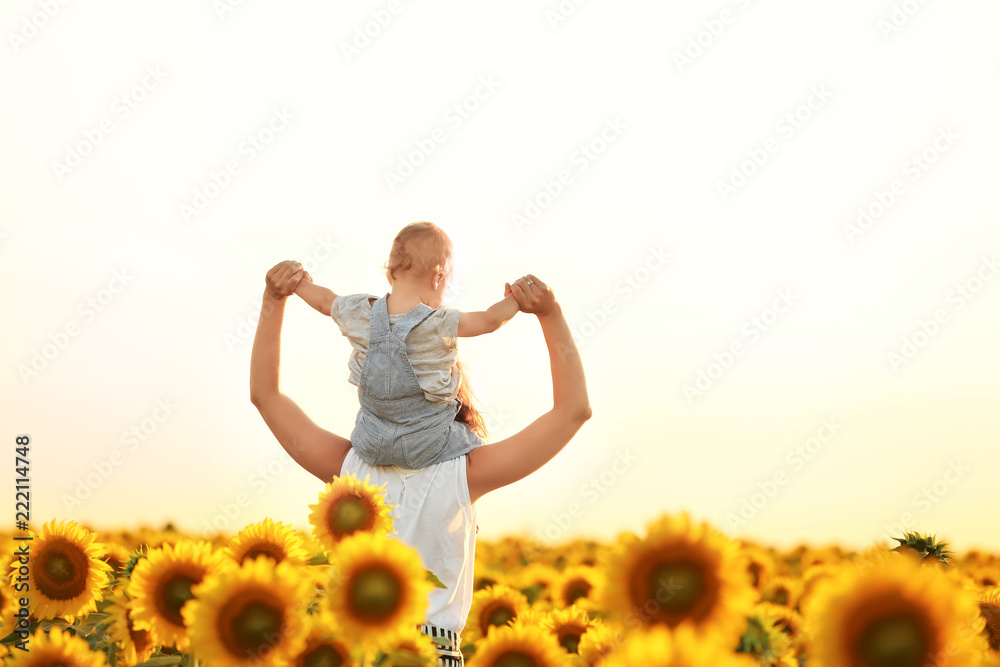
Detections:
293,269,314,292
504,281,519,309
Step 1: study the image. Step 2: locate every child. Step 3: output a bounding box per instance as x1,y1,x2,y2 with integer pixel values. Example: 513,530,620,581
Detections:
293,221,520,469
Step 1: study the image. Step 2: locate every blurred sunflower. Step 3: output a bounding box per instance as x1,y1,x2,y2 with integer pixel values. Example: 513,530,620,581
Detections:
225,518,309,566
378,626,440,666
468,623,568,667
512,562,558,605
103,592,155,665
599,513,756,644
741,544,776,592
325,532,431,649
472,565,506,592
554,565,602,609
127,539,223,650
601,625,756,667
797,564,838,613
759,601,805,651
309,475,394,553
804,555,984,667
980,587,1000,652
286,609,357,667
184,556,314,667
762,575,802,609
17,519,112,621
539,604,596,654
577,621,622,666
464,583,529,644
736,602,794,667
7,627,109,667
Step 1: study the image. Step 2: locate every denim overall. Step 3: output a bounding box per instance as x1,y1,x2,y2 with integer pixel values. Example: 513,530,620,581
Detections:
350,294,483,468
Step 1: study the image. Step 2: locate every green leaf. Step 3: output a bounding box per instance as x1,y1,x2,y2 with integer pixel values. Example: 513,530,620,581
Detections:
426,569,448,589
134,656,185,667
306,551,329,566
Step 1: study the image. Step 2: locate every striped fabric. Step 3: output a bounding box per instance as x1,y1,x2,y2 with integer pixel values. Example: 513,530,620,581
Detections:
419,623,464,666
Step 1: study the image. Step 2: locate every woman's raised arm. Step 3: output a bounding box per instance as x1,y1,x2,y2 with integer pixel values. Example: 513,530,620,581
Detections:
466,275,592,503
249,261,351,483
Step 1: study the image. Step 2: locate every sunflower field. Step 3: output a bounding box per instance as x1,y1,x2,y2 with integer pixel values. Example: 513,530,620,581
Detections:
2,474,998,667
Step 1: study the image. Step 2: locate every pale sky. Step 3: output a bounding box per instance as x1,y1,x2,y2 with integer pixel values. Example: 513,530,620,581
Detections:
3,1,999,553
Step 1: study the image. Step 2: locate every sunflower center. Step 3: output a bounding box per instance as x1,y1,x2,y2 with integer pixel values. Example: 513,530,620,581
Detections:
241,543,286,564
564,578,592,605
218,593,286,658
304,643,348,667
480,602,517,634
773,588,789,606
854,613,929,667
158,574,200,626
980,602,1000,651
348,566,402,622
645,560,708,624
494,653,539,667
35,540,90,601
558,626,585,653
329,495,375,537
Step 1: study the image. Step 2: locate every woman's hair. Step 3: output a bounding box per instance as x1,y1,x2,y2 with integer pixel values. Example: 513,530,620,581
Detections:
454,359,487,440
385,221,453,282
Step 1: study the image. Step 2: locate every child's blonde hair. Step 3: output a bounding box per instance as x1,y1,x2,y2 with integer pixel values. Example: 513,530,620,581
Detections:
386,221,487,441
385,221,453,282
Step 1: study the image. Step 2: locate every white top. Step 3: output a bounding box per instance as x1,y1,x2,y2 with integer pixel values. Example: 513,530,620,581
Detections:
340,448,478,634
330,294,462,402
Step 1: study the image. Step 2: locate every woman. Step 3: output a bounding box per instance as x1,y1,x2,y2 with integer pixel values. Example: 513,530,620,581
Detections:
249,260,592,664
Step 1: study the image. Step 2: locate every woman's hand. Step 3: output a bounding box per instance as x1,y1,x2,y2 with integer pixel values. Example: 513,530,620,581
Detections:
264,260,307,300
508,274,556,316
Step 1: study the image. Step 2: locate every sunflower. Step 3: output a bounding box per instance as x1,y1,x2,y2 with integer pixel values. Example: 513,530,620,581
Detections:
762,575,802,609
598,513,756,644
184,556,314,667
804,555,984,667
6,627,109,667
379,626,440,666
741,544,776,592
980,587,1000,653
468,623,568,667
601,625,757,667
103,592,155,665
309,475,395,554
760,601,805,649
736,602,794,667
512,562,558,605
554,565,602,610
127,539,224,650
286,609,358,667
577,621,622,666
15,519,112,621
539,604,597,654
225,518,310,566
464,584,530,644
325,532,431,649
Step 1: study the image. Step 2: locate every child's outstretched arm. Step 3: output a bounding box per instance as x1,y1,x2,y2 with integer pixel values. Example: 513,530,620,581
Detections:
457,286,520,337
293,270,337,316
